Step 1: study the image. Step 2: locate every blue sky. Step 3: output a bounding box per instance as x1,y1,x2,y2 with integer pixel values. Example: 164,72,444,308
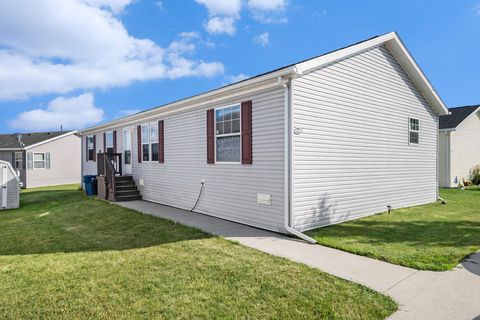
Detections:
0,0,479,133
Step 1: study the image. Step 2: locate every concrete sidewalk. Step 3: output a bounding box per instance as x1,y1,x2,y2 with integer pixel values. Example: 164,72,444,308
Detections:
116,200,480,320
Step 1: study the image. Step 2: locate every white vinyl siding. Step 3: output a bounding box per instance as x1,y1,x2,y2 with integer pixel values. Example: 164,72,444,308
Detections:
438,131,450,187
291,45,439,231
133,88,285,232
448,111,480,187
82,87,286,232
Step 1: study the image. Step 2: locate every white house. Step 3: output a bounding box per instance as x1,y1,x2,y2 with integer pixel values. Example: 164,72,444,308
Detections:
0,131,81,188
439,105,480,187
80,32,448,242
0,160,20,210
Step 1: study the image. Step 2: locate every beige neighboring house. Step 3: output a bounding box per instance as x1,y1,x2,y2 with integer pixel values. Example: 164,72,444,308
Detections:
0,131,81,188
439,105,480,187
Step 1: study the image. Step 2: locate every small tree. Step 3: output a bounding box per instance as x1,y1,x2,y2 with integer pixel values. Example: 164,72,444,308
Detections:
471,165,480,185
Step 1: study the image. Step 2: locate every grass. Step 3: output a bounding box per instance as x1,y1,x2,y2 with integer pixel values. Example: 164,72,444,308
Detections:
0,185,396,319
307,187,480,271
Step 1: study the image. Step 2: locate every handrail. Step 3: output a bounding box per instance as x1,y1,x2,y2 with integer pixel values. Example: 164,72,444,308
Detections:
97,153,122,201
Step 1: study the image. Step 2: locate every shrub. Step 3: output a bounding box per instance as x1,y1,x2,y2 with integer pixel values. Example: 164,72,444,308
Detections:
471,165,480,185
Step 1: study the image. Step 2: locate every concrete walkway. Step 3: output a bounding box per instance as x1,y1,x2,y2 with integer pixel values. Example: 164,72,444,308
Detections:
116,200,480,320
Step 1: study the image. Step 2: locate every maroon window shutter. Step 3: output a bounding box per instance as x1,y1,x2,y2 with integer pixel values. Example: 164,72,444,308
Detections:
93,135,96,162
241,100,253,164
158,120,164,163
113,130,117,153
85,136,89,161
103,132,106,152
137,125,142,163
206,109,215,164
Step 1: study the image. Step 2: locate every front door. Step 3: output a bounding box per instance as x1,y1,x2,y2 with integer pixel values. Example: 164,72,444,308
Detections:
123,127,132,175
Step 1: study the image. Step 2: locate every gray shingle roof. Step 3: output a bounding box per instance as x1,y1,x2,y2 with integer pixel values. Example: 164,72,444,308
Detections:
0,131,70,149
439,105,480,129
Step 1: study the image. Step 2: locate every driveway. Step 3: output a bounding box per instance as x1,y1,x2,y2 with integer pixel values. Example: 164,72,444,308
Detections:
117,200,480,320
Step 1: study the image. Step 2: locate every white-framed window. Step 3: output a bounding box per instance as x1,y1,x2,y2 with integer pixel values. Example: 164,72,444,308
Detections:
215,104,241,163
33,153,46,169
87,136,95,161
14,152,23,169
150,123,159,162
409,118,420,144
141,124,150,162
105,131,114,154
141,123,159,162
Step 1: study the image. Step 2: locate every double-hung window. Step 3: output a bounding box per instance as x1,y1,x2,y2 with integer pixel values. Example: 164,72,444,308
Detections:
87,136,95,161
141,123,159,162
215,104,241,163
105,132,114,154
409,118,419,144
141,124,150,161
14,152,23,169
33,153,45,169
150,124,159,162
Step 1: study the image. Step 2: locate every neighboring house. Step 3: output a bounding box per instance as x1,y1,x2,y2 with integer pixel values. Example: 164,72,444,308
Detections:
0,131,81,188
439,105,480,187
0,160,20,210
80,32,448,240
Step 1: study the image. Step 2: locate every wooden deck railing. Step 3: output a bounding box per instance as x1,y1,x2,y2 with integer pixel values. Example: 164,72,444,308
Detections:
97,153,122,200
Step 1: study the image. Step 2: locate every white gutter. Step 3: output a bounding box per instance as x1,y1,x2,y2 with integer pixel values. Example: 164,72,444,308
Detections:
283,79,317,244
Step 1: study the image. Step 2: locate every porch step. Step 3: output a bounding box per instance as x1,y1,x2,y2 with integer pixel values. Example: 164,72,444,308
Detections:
115,195,142,202
113,175,141,202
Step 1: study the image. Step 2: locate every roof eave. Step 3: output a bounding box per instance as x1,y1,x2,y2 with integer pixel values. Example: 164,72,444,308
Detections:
295,32,449,116
80,66,297,134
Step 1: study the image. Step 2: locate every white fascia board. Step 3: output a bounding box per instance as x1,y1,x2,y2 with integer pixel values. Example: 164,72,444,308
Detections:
295,32,449,116
24,131,78,150
0,148,21,151
80,67,297,135
439,128,456,132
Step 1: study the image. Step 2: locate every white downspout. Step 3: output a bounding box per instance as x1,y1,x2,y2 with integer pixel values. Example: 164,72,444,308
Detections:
283,79,317,244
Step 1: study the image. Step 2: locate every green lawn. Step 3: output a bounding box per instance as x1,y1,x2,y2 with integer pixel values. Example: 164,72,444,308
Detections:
0,185,396,319
307,187,480,271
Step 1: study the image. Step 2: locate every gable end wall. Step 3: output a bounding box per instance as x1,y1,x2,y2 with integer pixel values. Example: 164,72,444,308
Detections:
291,45,439,231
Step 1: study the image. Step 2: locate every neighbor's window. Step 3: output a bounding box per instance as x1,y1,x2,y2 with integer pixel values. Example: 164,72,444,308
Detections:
87,136,94,161
150,123,159,162
14,152,23,169
141,124,150,161
409,118,419,144
33,153,45,169
215,104,241,162
105,132,114,154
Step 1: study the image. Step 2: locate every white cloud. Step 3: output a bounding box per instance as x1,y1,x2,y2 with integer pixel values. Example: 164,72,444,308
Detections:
155,1,164,11
195,0,287,34
195,0,242,16
205,17,237,35
247,0,287,23
227,73,249,83
247,0,286,11
196,0,242,35
9,93,104,131
253,32,270,46
82,0,134,14
0,0,224,101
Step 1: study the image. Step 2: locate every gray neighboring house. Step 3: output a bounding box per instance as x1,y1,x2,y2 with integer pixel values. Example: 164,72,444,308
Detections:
439,105,480,187
80,32,448,241
0,131,81,188
0,160,20,210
